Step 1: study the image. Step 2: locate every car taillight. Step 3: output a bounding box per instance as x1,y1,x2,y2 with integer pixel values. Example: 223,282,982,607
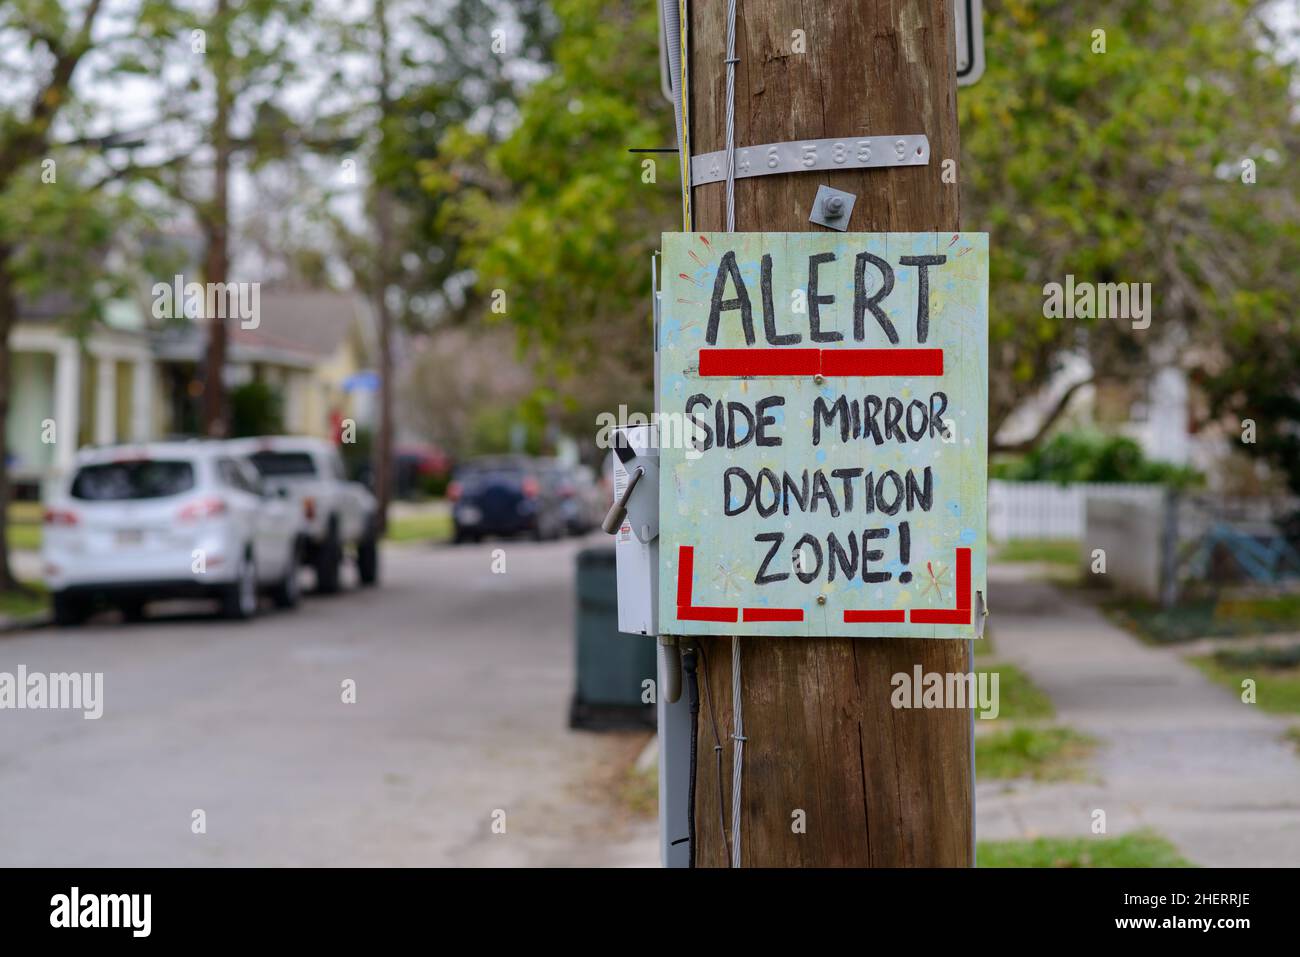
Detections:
303,497,316,521
521,477,540,498
447,481,462,502
177,497,228,522
43,508,79,527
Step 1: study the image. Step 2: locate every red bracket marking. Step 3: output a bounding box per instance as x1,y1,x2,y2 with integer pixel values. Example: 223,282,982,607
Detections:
676,545,804,623
820,348,943,377
743,607,803,623
698,347,943,378
676,545,739,623
909,548,972,624
844,609,907,623
699,348,819,377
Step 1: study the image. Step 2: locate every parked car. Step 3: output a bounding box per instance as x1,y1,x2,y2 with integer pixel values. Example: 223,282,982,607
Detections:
228,436,380,593
543,461,605,535
42,441,302,625
448,456,566,542
351,442,452,500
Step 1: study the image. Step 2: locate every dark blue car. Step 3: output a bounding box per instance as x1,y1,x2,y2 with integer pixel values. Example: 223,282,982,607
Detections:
449,457,567,543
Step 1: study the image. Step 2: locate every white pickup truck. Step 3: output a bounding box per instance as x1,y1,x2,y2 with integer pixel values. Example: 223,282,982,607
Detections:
228,436,379,593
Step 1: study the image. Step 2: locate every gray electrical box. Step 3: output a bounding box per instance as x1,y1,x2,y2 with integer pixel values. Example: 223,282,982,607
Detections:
611,424,659,636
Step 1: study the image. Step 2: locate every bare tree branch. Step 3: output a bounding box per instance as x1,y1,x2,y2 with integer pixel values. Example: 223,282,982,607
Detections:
0,0,106,179
991,376,1095,455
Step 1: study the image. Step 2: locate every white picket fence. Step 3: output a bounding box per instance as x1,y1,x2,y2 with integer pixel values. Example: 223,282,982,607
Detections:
988,480,1165,541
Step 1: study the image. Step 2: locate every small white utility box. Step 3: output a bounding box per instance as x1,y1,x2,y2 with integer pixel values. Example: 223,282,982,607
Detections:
611,425,659,636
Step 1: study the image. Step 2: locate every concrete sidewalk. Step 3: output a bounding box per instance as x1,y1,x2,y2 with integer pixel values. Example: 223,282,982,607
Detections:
977,564,1300,867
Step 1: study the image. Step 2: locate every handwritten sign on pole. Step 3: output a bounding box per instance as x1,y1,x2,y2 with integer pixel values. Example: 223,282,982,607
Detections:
657,232,988,639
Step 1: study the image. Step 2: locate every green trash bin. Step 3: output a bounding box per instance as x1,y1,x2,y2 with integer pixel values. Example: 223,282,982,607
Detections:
569,546,656,730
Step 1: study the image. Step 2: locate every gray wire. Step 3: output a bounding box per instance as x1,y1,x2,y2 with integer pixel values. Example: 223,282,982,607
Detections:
724,0,738,230
723,0,743,868
661,0,688,228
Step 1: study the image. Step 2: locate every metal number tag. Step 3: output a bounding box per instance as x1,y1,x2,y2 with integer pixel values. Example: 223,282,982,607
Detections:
691,134,929,186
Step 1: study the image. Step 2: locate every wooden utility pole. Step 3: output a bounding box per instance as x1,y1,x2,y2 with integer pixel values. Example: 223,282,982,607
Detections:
688,0,971,866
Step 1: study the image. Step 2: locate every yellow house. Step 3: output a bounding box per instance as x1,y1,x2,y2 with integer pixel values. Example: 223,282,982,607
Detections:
7,287,372,493
8,293,161,488
152,287,372,439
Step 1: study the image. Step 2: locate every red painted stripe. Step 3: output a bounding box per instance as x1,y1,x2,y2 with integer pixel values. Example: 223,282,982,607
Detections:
679,605,740,623
844,609,907,623
909,546,973,624
699,348,820,377
909,608,971,624
743,607,804,622
819,348,943,377
698,347,943,378
676,544,740,623
956,547,972,610
676,545,695,607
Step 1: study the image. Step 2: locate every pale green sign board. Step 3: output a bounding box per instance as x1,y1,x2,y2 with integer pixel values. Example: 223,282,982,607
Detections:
657,232,988,639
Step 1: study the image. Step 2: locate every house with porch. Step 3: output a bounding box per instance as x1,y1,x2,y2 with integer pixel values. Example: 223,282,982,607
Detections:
7,287,373,495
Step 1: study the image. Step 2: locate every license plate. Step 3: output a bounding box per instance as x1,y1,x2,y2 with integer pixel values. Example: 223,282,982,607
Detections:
458,506,482,524
115,528,144,545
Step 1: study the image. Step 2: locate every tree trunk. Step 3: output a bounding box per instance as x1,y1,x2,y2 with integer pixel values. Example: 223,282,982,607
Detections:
372,194,394,532
688,0,972,867
370,0,395,532
202,0,232,438
0,246,24,591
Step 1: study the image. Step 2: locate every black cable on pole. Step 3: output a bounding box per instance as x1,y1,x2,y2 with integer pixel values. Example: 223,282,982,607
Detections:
682,646,701,868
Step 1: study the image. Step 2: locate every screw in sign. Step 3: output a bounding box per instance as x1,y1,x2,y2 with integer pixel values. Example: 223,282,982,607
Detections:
657,232,988,638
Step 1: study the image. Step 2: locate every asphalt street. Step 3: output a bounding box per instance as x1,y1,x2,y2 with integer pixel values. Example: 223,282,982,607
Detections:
0,538,656,866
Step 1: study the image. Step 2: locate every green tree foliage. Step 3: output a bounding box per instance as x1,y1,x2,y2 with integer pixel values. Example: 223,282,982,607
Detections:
0,160,141,334
0,0,165,591
992,431,1202,486
228,380,285,437
430,0,675,428
318,0,556,333
1202,343,1300,494
962,0,1299,447
436,0,1298,479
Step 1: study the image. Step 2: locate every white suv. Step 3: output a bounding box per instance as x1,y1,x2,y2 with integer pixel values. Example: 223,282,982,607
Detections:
42,441,303,625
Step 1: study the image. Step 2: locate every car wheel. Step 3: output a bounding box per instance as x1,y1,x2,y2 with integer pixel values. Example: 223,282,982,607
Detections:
314,523,343,594
357,526,379,586
52,592,90,628
221,551,259,620
119,599,147,623
270,541,302,609
454,526,479,545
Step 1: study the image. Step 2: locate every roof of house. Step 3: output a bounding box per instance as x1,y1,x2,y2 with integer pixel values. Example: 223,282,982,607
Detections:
18,290,82,322
227,288,365,362
19,284,367,368
151,287,367,368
